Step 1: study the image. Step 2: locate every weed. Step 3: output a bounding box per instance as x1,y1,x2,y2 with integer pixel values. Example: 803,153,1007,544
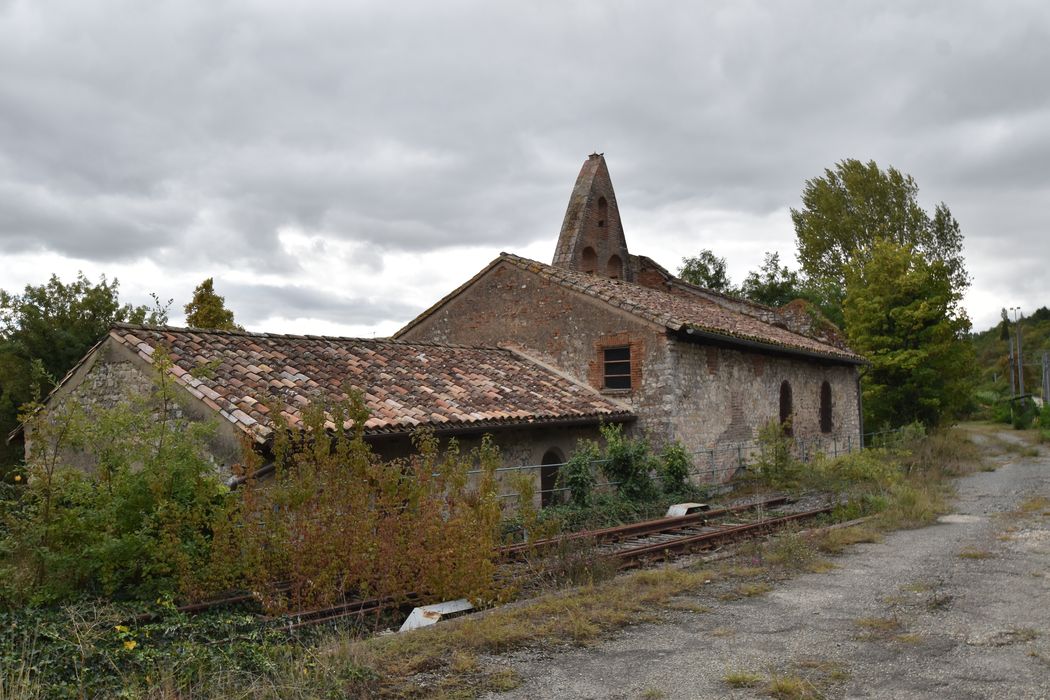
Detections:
894,633,923,644
723,670,763,688
765,673,823,699
813,526,881,554
854,615,901,640
640,688,667,700
709,627,735,637
794,658,850,683
958,548,994,560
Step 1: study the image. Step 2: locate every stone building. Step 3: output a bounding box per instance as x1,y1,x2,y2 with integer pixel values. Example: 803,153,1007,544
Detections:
18,324,632,499
395,154,865,477
19,153,864,489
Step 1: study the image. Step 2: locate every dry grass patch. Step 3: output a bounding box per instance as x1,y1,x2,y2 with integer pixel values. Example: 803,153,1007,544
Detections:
1018,495,1050,515
326,566,717,696
723,670,764,688
814,525,882,554
854,615,902,640
765,674,823,699
958,547,994,560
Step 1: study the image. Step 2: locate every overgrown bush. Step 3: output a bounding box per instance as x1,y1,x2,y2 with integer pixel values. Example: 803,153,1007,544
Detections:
1039,403,1050,430
208,394,505,613
658,441,691,494
599,423,657,501
1012,399,1038,430
1,351,229,606
559,440,600,508
749,419,799,486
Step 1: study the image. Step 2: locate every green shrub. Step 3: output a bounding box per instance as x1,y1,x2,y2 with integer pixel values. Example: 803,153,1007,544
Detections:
599,424,657,501
750,420,799,486
1,350,229,607
658,442,692,494
1039,403,1050,430
560,440,600,508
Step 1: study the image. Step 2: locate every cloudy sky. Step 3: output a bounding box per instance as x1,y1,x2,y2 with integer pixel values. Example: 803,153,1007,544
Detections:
1,1,1047,336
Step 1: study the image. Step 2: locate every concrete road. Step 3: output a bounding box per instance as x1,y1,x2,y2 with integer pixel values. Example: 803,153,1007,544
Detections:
484,437,1050,700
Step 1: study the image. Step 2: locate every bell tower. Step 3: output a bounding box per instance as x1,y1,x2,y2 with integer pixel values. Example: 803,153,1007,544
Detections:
552,153,632,281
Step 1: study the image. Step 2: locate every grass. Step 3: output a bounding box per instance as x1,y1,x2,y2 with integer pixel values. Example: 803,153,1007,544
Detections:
324,566,718,696
958,547,994,560
723,670,763,688
765,673,823,699
640,688,667,699
854,615,902,640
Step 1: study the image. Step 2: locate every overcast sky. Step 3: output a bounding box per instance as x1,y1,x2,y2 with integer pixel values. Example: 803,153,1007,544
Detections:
1,1,1047,336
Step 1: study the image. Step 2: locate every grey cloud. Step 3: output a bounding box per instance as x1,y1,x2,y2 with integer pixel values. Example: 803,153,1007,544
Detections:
217,280,417,327
0,1,1048,332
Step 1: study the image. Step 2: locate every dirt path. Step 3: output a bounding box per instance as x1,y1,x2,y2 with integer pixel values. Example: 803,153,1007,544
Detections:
483,436,1050,699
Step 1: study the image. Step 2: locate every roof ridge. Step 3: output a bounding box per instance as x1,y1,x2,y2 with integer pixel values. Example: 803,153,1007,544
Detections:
113,322,519,352
496,254,862,362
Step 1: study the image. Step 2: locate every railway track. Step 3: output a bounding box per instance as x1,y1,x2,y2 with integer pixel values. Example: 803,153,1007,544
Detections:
155,497,835,632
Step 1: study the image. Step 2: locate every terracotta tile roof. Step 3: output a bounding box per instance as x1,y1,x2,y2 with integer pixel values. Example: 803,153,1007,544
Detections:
399,254,861,363
108,324,632,443
498,254,863,362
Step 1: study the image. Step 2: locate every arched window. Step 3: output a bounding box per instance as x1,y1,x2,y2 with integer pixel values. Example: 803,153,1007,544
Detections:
540,448,564,508
596,196,607,227
607,254,623,279
819,381,833,433
581,246,597,274
779,380,793,436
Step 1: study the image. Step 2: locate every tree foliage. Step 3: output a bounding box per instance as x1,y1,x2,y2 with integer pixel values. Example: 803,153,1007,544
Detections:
792,159,968,313
843,240,975,429
678,250,735,294
0,274,159,471
183,278,240,331
739,252,804,307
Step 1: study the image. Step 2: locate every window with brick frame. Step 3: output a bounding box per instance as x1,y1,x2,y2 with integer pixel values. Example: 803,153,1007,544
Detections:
603,346,631,390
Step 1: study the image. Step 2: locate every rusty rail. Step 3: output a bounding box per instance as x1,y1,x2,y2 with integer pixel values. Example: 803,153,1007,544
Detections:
609,505,835,568
500,496,791,560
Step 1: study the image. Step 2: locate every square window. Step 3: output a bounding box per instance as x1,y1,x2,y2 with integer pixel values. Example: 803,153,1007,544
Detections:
603,346,631,390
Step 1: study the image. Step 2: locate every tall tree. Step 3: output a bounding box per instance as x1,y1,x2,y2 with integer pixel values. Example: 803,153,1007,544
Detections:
678,250,735,294
183,278,240,331
843,239,974,429
739,252,803,307
791,159,968,315
0,274,154,470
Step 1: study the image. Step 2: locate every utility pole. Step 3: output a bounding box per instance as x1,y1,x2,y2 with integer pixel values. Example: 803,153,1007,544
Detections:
1016,309,1025,397
1008,336,1016,397
1043,351,1049,405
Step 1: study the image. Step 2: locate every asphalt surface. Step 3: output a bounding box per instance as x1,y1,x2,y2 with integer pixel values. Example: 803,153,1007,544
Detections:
483,434,1050,699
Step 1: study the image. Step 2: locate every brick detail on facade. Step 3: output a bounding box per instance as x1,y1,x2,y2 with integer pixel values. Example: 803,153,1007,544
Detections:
586,332,646,394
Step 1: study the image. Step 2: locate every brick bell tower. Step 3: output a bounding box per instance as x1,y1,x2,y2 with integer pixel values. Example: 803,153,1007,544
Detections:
552,153,633,281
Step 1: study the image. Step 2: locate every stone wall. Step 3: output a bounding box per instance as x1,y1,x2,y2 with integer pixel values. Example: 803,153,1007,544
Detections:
401,260,862,482
665,339,861,479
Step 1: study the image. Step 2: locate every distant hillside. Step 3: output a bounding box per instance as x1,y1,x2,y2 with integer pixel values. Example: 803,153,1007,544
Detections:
971,306,1050,397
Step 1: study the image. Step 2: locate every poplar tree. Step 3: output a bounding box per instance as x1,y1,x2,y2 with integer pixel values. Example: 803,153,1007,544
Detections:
843,240,974,428
183,278,240,331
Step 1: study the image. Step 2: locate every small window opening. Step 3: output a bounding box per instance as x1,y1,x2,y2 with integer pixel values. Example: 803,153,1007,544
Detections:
779,380,793,436
540,449,564,508
581,246,597,274
597,196,607,227
819,381,833,433
607,254,623,279
603,346,631,390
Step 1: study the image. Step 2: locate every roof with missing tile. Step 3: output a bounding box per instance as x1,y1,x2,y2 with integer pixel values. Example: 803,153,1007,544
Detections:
106,324,632,442
397,253,864,363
